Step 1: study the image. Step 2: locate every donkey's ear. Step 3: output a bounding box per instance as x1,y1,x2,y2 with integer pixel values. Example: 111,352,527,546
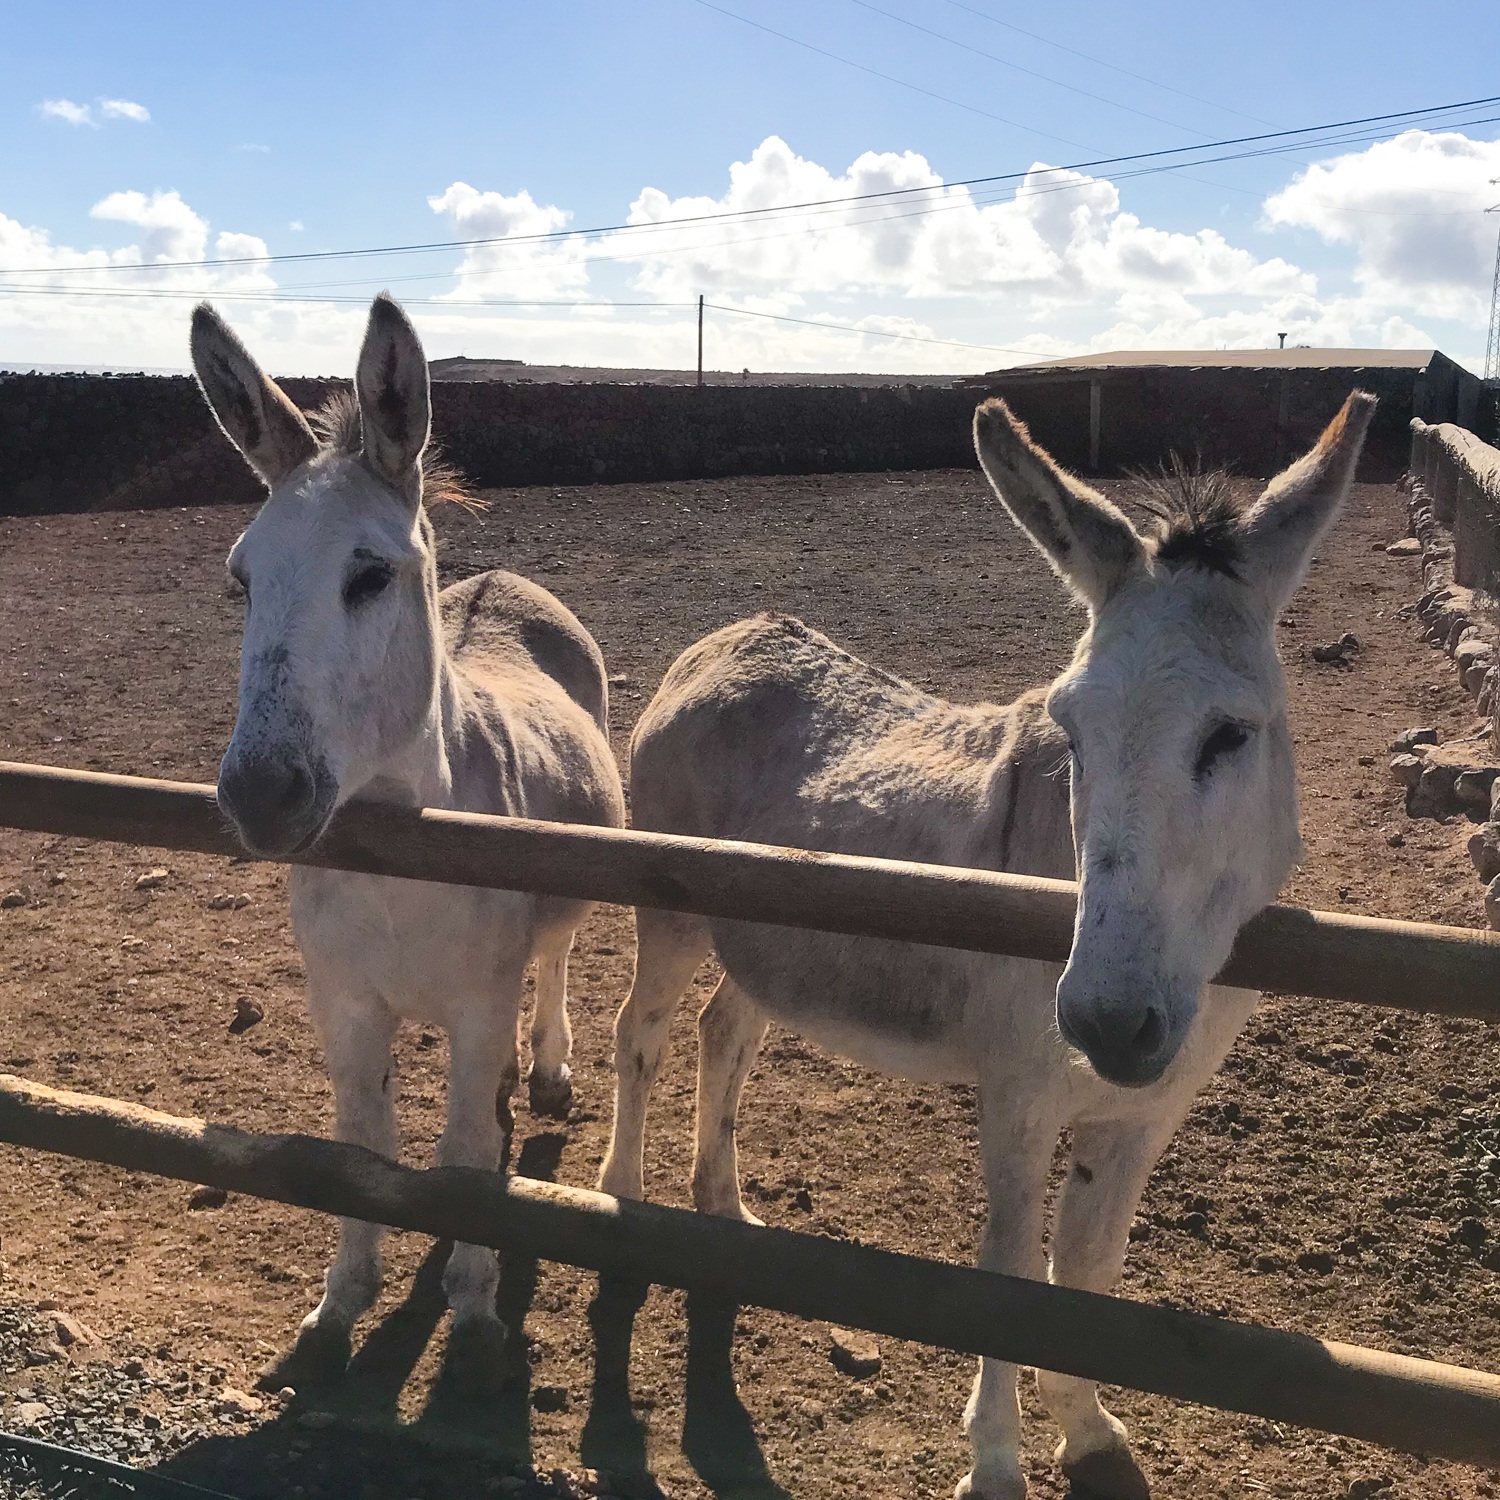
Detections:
1239,390,1376,612
355,293,430,494
974,398,1145,610
190,303,316,487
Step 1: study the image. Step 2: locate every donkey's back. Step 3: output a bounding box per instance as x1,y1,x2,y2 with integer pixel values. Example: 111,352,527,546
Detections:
631,612,1070,877
441,568,609,734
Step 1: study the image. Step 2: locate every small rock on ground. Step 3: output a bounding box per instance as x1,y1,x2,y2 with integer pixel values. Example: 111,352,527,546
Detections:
1391,726,1439,753
227,996,263,1034
828,1325,882,1378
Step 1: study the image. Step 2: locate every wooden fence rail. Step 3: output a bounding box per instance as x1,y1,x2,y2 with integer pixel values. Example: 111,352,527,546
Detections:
2,1073,1499,1468
3,759,1500,1021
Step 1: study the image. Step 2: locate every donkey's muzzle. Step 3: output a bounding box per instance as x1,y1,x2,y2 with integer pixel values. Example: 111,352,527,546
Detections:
1056,990,1173,1088
218,751,331,859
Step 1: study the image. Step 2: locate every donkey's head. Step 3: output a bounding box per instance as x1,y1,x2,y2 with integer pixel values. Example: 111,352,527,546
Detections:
192,295,453,857
975,392,1374,1087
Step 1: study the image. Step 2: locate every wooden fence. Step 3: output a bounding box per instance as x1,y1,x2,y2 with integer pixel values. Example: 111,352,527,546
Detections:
2,760,1500,1021
1,757,1499,1470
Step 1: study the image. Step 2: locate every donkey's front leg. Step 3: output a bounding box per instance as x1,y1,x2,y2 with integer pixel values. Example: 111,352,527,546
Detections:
1034,1117,1173,1500
958,1081,1055,1500
259,992,400,1391
438,969,525,1386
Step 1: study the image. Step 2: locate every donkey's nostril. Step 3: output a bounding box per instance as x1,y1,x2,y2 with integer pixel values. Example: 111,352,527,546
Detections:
218,754,323,854
268,763,314,818
226,760,311,818
1056,989,1174,1088
1131,1007,1165,1055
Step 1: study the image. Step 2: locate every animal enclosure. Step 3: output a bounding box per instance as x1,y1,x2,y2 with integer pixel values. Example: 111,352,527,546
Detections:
1,468,1498,1500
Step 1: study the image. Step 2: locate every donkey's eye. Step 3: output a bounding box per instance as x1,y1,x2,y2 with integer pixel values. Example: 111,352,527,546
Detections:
1195,721,1249,780
343,563,394,609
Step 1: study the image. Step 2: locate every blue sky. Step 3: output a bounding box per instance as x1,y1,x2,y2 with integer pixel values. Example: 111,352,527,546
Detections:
2,0,1498,372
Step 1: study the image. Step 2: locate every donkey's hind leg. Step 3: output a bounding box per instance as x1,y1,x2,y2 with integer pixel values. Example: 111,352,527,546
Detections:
529,920,580,1119
598,907,711,1202
690,974,768,1224
1033,1117,1171,1500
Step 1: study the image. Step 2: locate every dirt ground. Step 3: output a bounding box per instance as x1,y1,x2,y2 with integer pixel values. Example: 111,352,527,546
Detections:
1,465,1498,1500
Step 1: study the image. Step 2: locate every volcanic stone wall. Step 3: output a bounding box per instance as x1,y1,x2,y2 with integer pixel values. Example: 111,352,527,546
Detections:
0,376,977,516
0,358,1477,516
973,363,1456,483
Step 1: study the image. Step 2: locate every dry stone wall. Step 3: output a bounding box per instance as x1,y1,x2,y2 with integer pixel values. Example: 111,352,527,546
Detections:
1394,418,1500,925
0,375,979,516
1,359,1460,517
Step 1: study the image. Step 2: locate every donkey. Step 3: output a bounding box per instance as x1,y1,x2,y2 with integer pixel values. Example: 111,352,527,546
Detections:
599,392,1374,1499
191,294,624,1390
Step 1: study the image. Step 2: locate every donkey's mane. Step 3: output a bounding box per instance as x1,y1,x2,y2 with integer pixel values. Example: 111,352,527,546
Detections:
1130,456,1249,579
310,390,480,510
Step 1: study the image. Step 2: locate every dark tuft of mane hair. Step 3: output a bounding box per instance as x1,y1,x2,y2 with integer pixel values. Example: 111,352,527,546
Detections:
308,390,483,511
1130,454,1248,579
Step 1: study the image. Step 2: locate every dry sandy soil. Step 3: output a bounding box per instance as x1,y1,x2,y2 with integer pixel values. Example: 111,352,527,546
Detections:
1,466,1498,1500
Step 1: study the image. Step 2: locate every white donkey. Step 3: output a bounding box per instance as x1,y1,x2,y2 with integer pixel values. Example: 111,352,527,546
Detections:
600,392,1374,1499
191,295,624,1390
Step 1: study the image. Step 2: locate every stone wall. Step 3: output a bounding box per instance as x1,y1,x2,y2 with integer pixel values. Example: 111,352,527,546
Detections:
0,358,1478,516
0,375,979,516
1393,419,1500,926
973,363,1454,482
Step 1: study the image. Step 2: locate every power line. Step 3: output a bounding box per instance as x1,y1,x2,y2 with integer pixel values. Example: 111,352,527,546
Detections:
12,126,1489,313
0,286,697,309
702,302,1040,355
933,0,1273,127
843,0,1213,138
688,0,1094,150
1,93,1493,282
0,276,1056,358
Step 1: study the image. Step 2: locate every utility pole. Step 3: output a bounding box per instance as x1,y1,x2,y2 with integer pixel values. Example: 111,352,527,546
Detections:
697,295,704,387
1485,181,1500,386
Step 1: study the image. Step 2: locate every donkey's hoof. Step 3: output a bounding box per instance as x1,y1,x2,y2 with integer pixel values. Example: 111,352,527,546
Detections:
528,1065,574,1120
954,1469,1027,1500
441,1314,511,1397
255,1322,351,1392
1057,1439,1151,1500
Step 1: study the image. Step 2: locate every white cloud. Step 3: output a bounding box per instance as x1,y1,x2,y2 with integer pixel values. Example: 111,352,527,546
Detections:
5,129,1496,376
427,181,590,300
0,190,281,370
1264,129,1500,324
38,97,150,127
610,138,1315,314
99,98,150,123
38,99,95,127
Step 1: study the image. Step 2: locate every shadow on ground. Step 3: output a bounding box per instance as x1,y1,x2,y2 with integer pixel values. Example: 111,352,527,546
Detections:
144,1138,793,1500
